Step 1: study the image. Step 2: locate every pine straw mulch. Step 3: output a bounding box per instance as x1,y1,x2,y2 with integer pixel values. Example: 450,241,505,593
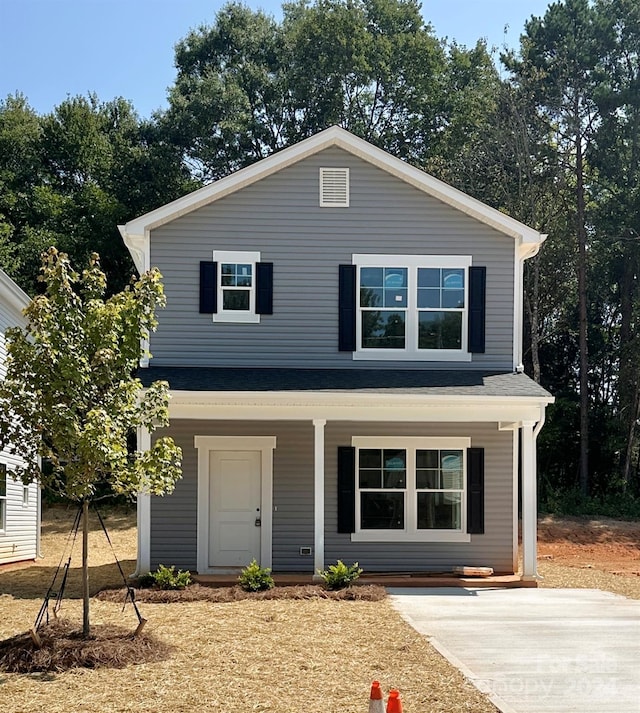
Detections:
96,583,387,603
0,619,172,673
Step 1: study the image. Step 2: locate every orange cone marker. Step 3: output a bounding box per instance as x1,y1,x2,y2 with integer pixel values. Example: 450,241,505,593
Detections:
386,689,402,713
369,681,385,713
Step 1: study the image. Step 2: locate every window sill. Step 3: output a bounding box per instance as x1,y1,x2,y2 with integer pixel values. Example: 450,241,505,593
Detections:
352,350,472,362
351,530,471,543
212,313,260,324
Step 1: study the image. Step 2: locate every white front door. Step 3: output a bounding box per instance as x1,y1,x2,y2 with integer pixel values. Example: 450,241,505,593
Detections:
208,450,262,568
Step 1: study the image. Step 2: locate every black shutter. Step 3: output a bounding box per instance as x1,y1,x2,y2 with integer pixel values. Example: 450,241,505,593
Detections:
467,447,485,534
337,446,356,533
256,262,273,315
199,261,217,314
338,264,356,351
468,266,486,353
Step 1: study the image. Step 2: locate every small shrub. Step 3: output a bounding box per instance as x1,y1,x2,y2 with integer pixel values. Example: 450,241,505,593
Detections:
318,560,362,590
238,559,275,592
142,564,192,590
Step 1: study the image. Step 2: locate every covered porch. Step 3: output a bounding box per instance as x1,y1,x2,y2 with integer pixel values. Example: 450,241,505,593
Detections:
136,367,553,581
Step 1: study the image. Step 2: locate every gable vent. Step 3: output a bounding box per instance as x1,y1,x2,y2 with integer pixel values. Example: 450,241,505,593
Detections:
320,168,349,207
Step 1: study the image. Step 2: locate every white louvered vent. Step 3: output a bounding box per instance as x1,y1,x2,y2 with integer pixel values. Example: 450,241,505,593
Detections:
320,168,349,207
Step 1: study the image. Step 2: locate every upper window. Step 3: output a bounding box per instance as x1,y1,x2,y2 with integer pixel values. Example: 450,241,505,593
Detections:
354,254,472,361
352,437,470,542
0,463,6,531
320,168,349,207
212,251,260,323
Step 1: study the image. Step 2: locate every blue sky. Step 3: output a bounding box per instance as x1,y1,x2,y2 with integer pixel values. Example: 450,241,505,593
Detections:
0,0,552,119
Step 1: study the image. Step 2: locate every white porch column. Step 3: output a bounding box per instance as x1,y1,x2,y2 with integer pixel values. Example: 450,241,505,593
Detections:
521,420,537,580
135,425,151,575
313,419,327,579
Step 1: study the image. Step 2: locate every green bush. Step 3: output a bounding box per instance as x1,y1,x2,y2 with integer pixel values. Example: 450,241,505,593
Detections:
238,559,275,592
139,564,192,590
540,488,640,520
318,560,362,590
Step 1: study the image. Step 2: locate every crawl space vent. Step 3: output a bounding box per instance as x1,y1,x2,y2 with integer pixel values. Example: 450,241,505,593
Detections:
320,168,349,207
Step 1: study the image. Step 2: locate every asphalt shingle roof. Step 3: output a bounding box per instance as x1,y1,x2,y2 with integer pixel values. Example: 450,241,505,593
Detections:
138,366,552,399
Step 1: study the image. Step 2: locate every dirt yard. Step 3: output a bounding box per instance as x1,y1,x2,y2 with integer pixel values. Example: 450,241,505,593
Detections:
537,514,640,576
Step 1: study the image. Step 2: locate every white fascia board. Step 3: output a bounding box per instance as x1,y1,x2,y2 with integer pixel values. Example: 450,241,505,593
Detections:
164,389,554,424
119,126,546,247
0,269,30,322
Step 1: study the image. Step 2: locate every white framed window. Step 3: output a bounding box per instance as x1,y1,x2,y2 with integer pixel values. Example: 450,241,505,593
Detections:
353,254,472,361
351,437,471,543
212,250,260,324
0,463,6,531
22,484,29,507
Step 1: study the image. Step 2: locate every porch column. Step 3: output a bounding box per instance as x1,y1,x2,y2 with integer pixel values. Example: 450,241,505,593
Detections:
135,425,151,575
313,419,326,578
521,420,537,580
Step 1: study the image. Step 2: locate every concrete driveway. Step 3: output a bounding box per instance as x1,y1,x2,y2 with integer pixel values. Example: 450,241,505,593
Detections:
389,587,640,713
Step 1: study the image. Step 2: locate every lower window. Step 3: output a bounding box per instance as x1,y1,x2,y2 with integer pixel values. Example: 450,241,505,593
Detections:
353,437,470,541
0,463,6,531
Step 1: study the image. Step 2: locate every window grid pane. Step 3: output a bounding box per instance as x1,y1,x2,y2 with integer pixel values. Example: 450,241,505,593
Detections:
359,449,406,529
358,447,464,533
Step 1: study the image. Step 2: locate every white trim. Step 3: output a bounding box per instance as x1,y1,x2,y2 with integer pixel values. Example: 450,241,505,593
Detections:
352,254,473,361
167,390,553,425
512,427,519,574
117,228,150,276
313,419,326,576
120,126,545,247
212,250,261,324
135,426,151,575
350,436,471,543
194,435,276,574
521,420,537,580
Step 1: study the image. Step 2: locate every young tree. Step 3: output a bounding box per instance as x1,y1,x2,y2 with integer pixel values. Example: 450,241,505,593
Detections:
0,248,182,637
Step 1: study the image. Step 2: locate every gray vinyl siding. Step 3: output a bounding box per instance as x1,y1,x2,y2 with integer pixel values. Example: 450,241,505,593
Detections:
149,147,515,370
150,420,315,572
150,419,514,574
325,422,515,574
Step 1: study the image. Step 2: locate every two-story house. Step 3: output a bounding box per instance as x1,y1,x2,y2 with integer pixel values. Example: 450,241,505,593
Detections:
0,269,40,566
119,127,553,581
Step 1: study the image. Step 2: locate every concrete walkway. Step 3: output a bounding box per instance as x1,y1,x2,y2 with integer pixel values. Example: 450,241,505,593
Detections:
389,587,640,713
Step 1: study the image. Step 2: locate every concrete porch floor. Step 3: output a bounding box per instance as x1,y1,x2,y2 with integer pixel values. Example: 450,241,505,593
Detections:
193,572,537,588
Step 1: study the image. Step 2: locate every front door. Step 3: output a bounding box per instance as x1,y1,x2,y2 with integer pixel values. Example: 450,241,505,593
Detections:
208,450,262,568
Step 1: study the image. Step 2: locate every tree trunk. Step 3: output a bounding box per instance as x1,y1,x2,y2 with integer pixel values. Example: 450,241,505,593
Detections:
576,133,589,496
82,499,90,638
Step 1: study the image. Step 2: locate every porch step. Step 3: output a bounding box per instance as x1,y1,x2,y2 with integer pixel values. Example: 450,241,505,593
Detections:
192,572,536,589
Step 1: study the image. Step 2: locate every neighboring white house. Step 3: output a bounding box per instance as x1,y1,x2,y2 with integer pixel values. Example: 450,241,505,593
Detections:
0,269,40,566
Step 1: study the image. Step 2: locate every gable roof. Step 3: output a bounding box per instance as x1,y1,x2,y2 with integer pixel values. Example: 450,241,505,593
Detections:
119,126,546,274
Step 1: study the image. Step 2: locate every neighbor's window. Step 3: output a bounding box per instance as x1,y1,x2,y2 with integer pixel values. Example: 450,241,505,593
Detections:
0,463,6,531
354,255,471,361
353,437,469,540
212,250,260,323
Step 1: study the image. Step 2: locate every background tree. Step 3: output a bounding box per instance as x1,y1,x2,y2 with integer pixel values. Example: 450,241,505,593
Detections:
160,0,498,180
0,248,182,637
0,94,193,295
504,0,612,495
